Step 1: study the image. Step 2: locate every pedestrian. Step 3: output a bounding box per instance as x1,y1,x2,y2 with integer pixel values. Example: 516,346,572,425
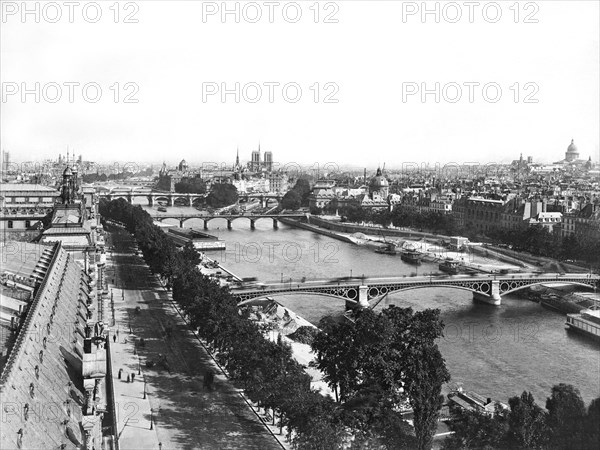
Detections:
126,374,130,383
116,329,119,337
118,369,122,380
113,334,116,343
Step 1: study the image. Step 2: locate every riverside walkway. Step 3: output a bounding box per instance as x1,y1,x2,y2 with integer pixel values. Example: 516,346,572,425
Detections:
105,226,282,450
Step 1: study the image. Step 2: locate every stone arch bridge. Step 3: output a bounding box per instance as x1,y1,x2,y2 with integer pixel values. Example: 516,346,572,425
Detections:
153,213,307,229
97,187,283,207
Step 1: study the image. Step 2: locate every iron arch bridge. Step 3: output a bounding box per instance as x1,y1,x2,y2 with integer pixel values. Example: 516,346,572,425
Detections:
232,273,600,308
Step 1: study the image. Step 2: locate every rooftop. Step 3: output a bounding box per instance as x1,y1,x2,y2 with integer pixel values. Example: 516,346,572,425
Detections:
0,183,59,193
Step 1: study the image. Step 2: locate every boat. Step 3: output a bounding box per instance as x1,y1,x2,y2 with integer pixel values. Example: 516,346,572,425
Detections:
565,309,600,341
400,248,423,265
447,385,508,416
439,258,461,274
375,242,399,255
157,206,167,212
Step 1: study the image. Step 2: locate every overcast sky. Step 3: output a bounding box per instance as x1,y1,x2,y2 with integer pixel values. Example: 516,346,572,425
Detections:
1,0,599,168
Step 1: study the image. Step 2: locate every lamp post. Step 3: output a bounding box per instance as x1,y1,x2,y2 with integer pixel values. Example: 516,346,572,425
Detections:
143,378,147,399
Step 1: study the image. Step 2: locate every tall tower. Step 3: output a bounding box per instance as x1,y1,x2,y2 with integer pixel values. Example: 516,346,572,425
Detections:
264,151,273,172
61,165,74,204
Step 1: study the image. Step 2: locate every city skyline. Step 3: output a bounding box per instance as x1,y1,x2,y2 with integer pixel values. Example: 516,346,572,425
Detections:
1,1,599,165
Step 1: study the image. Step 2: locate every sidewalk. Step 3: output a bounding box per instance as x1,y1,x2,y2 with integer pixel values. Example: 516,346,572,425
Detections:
105,226,283,450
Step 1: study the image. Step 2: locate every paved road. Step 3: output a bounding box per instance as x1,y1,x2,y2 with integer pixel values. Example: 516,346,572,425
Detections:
106,226,283,450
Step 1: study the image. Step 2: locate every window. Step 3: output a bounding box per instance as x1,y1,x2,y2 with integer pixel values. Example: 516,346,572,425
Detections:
25,220,31,228
7,220,13,229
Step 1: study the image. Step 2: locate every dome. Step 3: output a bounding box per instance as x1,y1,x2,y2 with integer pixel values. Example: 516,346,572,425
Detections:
63,165,73,176
567,139,578,154
180,159,187,165
371,167,389,188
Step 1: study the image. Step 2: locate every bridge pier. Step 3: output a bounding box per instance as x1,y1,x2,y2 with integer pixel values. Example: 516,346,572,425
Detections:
179,220,184,228
357,285,370,309
250,219,255,230
148,196,153,206
473,280,501,306
203,220,208,230
227,219,232,230
273,219,278,229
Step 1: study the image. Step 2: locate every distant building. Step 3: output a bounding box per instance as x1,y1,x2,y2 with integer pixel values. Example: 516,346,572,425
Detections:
268,171,288,193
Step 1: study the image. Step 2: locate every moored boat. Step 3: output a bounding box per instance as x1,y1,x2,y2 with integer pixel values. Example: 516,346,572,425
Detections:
439,258,461,274
400,248,423,264
565,309,600,341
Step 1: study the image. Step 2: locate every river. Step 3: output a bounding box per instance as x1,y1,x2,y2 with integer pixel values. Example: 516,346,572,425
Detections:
142,205,600,405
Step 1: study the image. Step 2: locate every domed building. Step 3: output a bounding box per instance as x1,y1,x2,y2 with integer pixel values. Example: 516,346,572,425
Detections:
369,167,389,200
565,139,579,162
553,139,592,167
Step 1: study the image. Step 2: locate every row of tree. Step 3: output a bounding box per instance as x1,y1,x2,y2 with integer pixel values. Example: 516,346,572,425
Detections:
443,384,600,449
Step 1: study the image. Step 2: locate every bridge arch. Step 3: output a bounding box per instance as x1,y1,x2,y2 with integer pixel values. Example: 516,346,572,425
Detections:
500,279,597,296
366,283,492,300
237,290,359,307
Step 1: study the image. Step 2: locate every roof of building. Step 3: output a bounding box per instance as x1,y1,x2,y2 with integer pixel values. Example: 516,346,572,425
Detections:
0,242,88,449
0,183,59,194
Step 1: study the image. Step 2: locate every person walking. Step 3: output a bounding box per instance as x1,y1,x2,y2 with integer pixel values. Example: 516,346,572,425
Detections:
126,374,130,383
118,369,122,380
113,334,117,343
131,373,135,382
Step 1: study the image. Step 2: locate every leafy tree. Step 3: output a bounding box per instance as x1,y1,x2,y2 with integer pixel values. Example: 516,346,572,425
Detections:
545,384,586,449
442,406,509,450
175,178,207,194
506,391,548,449
206,182,238,207
282,189,302,210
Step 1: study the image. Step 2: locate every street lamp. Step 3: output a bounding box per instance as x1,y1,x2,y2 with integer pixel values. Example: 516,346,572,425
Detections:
143,378,147,399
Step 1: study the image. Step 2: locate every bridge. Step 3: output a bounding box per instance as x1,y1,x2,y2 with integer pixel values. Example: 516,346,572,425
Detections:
151,212,307,229
231,273,600,308
96,186,283,207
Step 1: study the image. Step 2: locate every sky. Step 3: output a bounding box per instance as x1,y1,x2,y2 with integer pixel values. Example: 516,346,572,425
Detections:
1,0,599,168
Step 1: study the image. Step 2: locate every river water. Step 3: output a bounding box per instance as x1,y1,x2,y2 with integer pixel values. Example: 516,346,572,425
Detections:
144,206,600,405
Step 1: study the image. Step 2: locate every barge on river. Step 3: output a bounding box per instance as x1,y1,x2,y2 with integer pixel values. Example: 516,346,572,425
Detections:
565,309,600,341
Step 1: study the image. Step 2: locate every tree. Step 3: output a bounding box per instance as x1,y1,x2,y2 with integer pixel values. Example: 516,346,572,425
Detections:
281,189,302,210
406,344,451,450
545,384,586,449
206,182,238,207
506,391,548,449
175,178,206,194
442,406,509,450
